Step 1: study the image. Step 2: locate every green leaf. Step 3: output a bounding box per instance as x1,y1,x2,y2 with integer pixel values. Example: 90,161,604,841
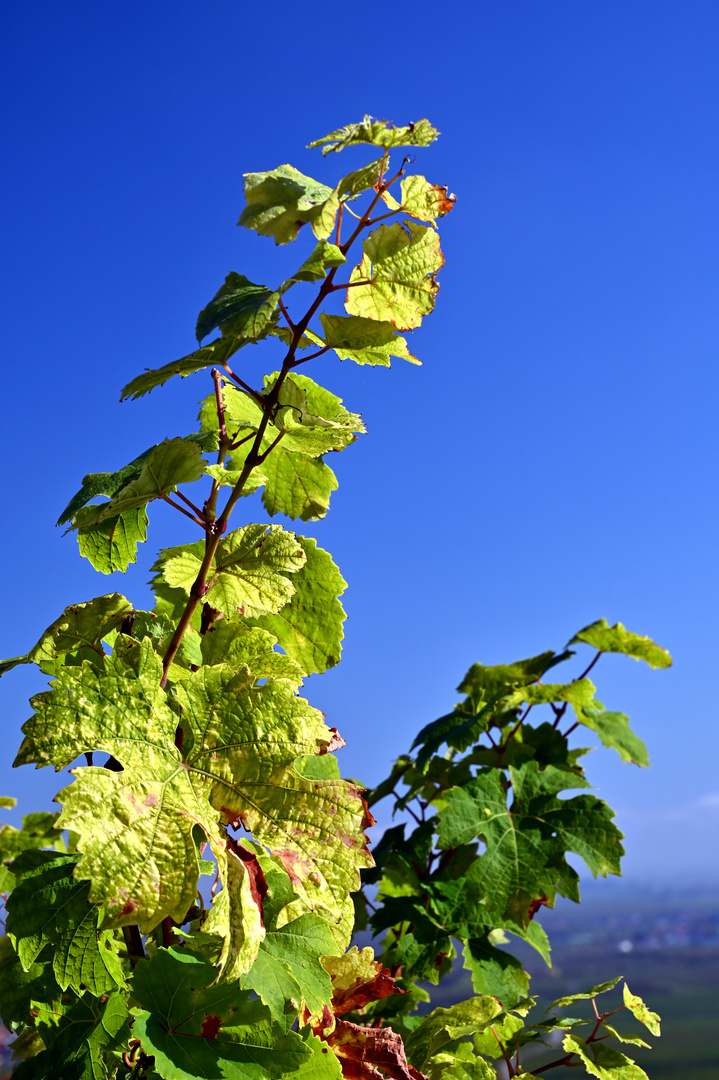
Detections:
319,314,420,367
346,220,444,331
280,241,346,290
13,990,130,1080
600,1024,651,1049
397,176,456,224
309,116,440,155
162,523,306,619
6,851,124,996
284,1032,343,1080
0,936,64,1029
201,622,304,688
508,678,597,710
563,1034,650,1079
568,619,671,669
121,330,251,400
196,272,282,343
547,976,623,1011
60,437,209,529
404,997,502,1072
241,913,338,1027
18,639,371,949
238,166,334,245
262,452,339,522
251,536,347,674
461,936,529,1008
457,652,573,702
425,1049,495,1080
0,594,133,677
576,708,650,767
132,946,312,1080
437,764,623,925
622,984,661,1036
76,506,148,574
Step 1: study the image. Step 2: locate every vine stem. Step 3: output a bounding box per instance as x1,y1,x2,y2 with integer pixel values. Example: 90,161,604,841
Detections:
159,159,407,683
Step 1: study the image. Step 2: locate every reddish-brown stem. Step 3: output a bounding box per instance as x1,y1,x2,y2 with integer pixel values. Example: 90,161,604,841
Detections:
328,278,372,292
335,202,344,246
365,209,403,226
491,1026,514,1078
580,650,603,681
160,186,382,681
161,915,173,948
222,364,265,403
497,704,534,762
290,345,331,366
278,297,296,331
228,431,256,451
175,490,205,518
160,494,207,529
122,924,145,965
391,789,421,826
257,430,286,465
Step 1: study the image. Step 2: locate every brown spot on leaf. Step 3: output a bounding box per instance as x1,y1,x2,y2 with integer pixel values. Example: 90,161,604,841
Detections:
143,793,159,808
528,894,549,920
118,898,138,917
200,1014,223,1040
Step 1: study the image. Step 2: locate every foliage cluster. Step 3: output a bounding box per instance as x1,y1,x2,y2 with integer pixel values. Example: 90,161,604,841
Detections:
0,116,669,1080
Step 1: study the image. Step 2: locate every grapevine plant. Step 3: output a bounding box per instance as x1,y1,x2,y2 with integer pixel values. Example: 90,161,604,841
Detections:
0,116,669,1080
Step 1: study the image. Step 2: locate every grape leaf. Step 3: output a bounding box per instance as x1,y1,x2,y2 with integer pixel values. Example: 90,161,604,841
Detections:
317,946,403,1021
75,506,148,574
0,936,64,1030
437,764,624,925
461,936,530,1007
120,328,251,400
12,990,130,1080
59,437,210,531
311,1019,427,1080
17,638,372,946
240,913,338,1027
568,620,671,669
6,850,124,996
0,594,133,677
319,314,420,367
262,451,339,522
196,272,281,343
132,946,311,1080
563,1034,650,1079
346,221,444,331
250,535,347,674
622,984,661,1036
404,998,502,1072
280,240,346,289
201,622,305,688
238,166,334,245
309,116,439,155
396,176,456,225
576,708,650,767
161,523,306,619
546,977,623,1011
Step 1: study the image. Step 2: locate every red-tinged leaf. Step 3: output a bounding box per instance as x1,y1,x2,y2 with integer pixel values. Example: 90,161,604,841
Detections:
324,1020,428,1080
227,836,268,926
332,967,403,1017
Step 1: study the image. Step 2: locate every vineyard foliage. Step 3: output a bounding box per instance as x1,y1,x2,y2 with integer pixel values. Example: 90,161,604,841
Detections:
0,117,669,1080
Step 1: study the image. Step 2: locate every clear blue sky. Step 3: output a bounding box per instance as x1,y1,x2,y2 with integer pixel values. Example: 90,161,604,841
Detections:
1,1,717,884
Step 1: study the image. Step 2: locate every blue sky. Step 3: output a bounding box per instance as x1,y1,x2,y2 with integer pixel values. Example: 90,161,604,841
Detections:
1,1,717,884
